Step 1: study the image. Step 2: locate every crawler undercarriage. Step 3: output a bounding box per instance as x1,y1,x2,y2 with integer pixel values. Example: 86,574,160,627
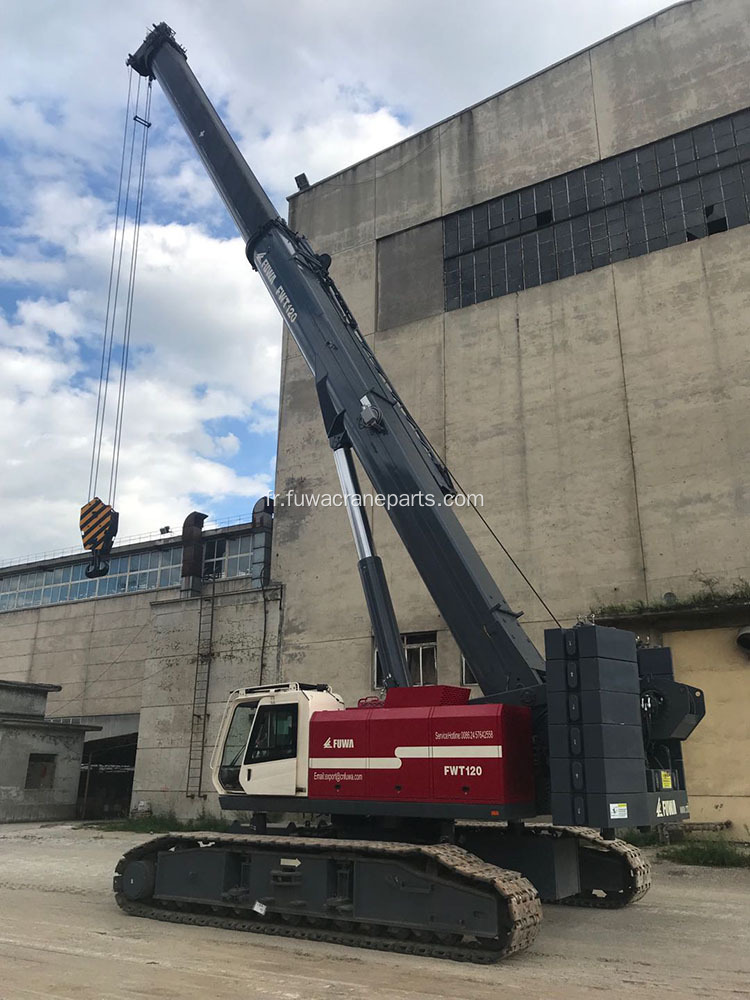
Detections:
114,823,650,963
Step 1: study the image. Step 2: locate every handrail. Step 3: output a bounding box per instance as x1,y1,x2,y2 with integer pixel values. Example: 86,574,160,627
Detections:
0,510,257,571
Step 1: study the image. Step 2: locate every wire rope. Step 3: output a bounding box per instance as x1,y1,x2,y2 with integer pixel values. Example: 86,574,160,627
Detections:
85,70,152,535
87,70,133,500
109,81,152,507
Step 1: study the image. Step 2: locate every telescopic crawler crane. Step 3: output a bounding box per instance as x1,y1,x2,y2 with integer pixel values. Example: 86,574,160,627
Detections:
114,23,706,961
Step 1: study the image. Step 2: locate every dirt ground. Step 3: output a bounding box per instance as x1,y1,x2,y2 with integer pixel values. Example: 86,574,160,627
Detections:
0,823,748,1000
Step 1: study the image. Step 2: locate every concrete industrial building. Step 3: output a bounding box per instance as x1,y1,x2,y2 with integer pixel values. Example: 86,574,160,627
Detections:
0,508,278,818
0,680,98,822
274,0,750,835
0,0,748,830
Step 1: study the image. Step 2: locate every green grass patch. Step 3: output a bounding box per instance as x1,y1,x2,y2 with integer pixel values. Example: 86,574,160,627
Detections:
657,838,750,868
83,810,235,834
619,828,663,847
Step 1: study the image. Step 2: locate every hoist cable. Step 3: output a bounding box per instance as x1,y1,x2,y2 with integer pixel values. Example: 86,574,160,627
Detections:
87,70,133,500
353,309,561,626
443,465,562,628
109,81,152,507
91,73,143,499
390,388,561,626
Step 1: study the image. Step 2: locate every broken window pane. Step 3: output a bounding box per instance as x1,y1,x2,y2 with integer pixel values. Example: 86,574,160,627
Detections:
443,107,750,310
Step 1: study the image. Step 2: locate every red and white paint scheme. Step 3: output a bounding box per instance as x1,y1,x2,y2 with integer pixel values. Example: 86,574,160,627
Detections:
211,682,534,811
308,686,533,806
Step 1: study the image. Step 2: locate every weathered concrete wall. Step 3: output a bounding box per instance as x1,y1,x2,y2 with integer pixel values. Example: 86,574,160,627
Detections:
0,579,281,821
0,551,281,820
274,0,750,828
0,725,85,822
58,713,140,740
610,232,750,602
0,683,55,718
131,579,282,819
279,0,750,670
589,0,750,157
0,589,175,721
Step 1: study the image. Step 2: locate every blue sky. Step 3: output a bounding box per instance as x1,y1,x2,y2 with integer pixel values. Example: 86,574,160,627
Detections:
0,0,668,559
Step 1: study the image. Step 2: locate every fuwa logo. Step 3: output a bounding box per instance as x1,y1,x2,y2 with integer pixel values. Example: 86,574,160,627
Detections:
656,797,677,817
323,736,355,749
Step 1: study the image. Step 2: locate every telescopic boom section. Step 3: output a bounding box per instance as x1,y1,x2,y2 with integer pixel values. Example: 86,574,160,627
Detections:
128,23,545,695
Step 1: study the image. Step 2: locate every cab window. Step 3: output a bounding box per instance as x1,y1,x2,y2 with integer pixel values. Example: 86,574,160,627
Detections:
218,701,258,791
221,702,259,767
244,704,298,764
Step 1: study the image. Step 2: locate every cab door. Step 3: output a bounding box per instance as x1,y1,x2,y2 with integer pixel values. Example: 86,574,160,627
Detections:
241,701,298,797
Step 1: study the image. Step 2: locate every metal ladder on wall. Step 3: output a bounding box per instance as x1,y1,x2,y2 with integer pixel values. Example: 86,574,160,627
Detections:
186,575,216,798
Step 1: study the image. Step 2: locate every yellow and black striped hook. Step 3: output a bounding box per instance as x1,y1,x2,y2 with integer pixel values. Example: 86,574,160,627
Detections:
80,497,119,578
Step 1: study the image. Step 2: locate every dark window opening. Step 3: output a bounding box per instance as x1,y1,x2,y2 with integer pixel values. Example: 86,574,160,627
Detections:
203,537,226,578
461,657,477,686
25,753,56,790
374,631,437,688
244,704,298,765
444,105,750,309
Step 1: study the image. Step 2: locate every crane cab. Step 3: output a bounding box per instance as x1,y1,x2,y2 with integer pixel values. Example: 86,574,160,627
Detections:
210,682,344,799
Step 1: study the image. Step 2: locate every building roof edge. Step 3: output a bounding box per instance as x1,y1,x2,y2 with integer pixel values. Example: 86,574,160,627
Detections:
286,1,698,203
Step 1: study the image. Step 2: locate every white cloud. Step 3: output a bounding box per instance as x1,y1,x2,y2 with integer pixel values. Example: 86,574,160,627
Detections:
0,331,275,559
215,432,240,457
0,180,280,558
0,0,673,560
251,107,409,189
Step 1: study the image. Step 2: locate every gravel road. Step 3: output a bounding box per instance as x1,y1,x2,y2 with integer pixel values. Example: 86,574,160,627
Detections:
0,822,748,1000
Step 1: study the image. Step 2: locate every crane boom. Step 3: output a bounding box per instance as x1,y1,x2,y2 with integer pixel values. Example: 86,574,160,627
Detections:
128,23,545,694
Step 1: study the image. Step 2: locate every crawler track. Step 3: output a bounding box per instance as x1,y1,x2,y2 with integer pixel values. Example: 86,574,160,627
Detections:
458,822,651,907
552,826,651,907
114,831,542,963
525,825,651,907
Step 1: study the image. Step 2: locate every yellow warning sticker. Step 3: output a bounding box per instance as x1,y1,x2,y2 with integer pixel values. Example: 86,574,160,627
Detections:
661,770,673,789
